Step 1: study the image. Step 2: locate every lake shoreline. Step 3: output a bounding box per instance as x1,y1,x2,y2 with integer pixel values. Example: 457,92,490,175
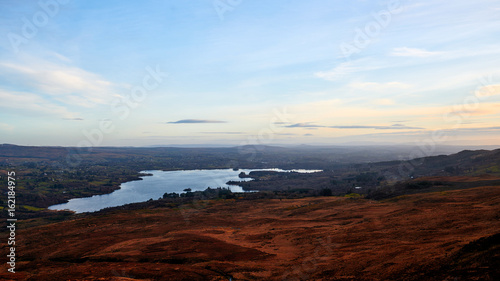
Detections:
49,168,322,213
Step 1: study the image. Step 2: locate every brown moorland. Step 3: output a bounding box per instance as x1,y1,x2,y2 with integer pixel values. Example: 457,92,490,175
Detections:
1,177,499,280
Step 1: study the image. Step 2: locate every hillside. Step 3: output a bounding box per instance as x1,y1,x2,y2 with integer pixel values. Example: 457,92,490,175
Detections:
374,148,500,180
1,146,499,280
1,176,498,280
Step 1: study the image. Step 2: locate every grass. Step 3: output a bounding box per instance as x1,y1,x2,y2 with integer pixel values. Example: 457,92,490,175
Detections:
344,193,362,198
22,205,45,211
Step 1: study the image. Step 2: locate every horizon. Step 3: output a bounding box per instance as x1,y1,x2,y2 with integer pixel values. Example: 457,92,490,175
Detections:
1,1,500,147
1,142,500,151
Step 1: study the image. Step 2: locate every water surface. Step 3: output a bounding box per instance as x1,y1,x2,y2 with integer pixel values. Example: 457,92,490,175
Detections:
49,168,321,213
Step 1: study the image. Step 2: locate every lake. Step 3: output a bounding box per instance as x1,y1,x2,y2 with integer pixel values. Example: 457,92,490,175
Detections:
48,168,321,213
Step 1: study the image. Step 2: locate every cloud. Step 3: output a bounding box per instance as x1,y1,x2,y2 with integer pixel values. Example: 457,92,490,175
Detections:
167,119,227,124
285,123,325,128
350,82,412,92
314,59,395,81
452,126,500,131
288,95,500,126
475,84,500,97
329,124,423,130
316,46,500,83
322,125,500,145
314,62,353,81
447,102,500,116
199,132,243,134
303,133,313,136
0,56,121,108
47,51,72,63
391,47,442,57
284,122,423,130
314,61,369,81
373,98,396,106
0,89,77,119
0,122,13,131
62,118,84,121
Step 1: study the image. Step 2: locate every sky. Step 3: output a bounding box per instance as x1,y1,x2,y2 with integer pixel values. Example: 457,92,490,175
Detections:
1,0,500,147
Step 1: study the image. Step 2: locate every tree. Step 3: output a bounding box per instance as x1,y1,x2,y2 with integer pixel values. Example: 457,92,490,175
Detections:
319,188,332,196
163,192,179,199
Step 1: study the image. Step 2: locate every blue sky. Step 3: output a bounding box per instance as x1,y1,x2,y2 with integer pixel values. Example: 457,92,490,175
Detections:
1,0,500,147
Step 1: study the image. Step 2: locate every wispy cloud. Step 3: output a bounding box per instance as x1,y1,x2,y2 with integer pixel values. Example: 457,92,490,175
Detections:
0,89,77,119
314,61,374,81
329,124,423,130
0,122,13,131
314,59,394,81
475,84,500,97
285,122,423,130
0,56,121,108
391,47,443,57
447,102,500,116
288,97,500,125
199,132,243,134
373,98,396,106
350,82,412,92
285,123,324,128
452,126,500,131
62,118,84,121
167,119,227,124
316,45,500,83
